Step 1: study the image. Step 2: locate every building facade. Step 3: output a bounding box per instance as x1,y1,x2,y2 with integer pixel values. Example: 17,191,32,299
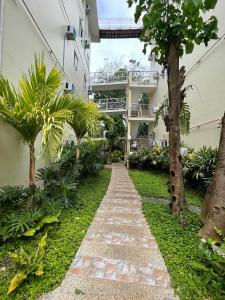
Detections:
0,0,99,186
152,0,225,150
92,0,225,161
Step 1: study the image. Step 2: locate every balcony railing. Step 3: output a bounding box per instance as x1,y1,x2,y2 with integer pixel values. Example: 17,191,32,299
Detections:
130,71,158,85
90,71,158,86
130,104,154,118
95,98,126,111
99,18,142,30
90,71,128,85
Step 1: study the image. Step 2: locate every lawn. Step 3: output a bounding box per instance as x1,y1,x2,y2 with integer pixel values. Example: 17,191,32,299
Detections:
129,169,204,207
0,169,111,300
130,169,220,300
143,203,210,300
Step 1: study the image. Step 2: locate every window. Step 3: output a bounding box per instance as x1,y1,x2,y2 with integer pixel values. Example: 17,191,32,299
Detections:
79,18,83,38
73,50,78,71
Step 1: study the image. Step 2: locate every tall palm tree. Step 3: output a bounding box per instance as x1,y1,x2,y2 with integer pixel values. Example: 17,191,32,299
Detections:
0,55,84,186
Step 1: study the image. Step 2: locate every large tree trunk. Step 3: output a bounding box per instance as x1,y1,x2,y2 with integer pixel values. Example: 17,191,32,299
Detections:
29,142,35,186
199,113,225,241
167,42,185,215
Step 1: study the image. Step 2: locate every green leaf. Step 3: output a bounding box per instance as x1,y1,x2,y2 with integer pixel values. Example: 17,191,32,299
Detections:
8,272,27,294
185,40,194,54
35,215,58,231
204,0,217,10
22,228,36,237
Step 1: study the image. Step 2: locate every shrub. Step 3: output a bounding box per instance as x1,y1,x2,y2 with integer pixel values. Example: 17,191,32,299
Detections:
129,146,217,189
111,150,122,162
193,237,225,299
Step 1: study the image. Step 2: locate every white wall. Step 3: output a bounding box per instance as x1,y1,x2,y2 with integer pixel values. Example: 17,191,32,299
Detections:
153,0,225,150
0,0,98,187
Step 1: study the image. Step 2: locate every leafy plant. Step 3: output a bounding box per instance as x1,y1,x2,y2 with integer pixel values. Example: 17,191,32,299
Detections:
111,150,122,162
8,233,47,294
193,237,225,299
0,186,26,210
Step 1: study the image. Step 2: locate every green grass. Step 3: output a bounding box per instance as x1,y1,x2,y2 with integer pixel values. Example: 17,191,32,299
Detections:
143,202,212,300
0,169,111,300
129,169,204,207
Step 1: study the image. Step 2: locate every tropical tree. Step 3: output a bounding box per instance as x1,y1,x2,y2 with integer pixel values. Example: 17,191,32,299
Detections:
128,0,218,214
199,112,225,240
68,101,113,160
105,114,126,163
0,55,81,186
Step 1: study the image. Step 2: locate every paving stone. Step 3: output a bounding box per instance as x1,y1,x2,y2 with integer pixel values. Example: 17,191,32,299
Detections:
39,163,179,300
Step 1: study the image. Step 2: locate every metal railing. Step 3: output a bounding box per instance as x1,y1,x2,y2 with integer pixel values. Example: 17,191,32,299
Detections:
95,98,127,111
130,71,158,85
99,18,142,30
130,104,154,118
90,71,158,86
130,138,151,151
90,71,128,85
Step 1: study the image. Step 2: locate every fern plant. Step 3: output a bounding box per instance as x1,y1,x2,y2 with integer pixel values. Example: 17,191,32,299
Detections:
155,97,191,135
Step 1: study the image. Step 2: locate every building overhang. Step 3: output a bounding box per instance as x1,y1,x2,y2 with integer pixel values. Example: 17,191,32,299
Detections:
87,0,100,43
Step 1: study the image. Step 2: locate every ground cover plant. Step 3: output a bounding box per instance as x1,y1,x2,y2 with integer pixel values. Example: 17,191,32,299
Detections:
129,169,203,207
130,170,224,299
0,169,111,299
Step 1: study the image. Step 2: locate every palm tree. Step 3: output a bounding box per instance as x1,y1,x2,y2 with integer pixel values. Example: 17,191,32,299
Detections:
0,55,83,186
68,101,113,160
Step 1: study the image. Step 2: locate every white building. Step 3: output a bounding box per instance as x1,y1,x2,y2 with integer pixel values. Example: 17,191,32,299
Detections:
0,0,99,186
91,0,225,160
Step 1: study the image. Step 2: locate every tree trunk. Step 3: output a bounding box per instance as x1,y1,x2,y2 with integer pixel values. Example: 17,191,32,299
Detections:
29,142,35,186
199,113,225,241
76,138,81,161
108,143,112,165
167,42,185,215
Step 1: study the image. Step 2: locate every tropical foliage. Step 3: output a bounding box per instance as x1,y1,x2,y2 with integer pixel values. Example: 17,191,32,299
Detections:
0,55,88,186
8,233,47,294
129,146,218,189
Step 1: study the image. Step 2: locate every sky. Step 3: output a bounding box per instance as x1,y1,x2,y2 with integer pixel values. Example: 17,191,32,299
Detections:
90,0,149,72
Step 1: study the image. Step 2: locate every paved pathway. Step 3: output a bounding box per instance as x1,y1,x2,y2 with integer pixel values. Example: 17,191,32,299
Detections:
40,164,178,300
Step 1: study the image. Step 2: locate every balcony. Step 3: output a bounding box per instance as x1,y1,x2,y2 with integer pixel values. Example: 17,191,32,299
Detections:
129,71,158,93
90,71,158,92
129,104,155,121
95,98,127,113
90,71,128,91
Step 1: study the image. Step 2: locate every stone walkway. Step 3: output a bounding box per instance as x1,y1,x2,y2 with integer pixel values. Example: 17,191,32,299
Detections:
40,164,178,300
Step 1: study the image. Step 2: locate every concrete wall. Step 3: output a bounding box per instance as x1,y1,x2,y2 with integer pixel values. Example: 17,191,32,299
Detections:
0,0,98,187
153,0,225,150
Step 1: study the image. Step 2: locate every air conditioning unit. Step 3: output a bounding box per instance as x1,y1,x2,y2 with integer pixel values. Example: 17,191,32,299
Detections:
153,106,159,113
84,39,91,49
64,82,75,92
86,4,91,15
65,25,76,40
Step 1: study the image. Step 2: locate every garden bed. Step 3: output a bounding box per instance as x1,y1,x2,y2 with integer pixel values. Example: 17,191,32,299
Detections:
0,169,111,300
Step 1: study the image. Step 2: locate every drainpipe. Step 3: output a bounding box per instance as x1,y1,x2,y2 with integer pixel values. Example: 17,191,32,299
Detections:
0,0,4,73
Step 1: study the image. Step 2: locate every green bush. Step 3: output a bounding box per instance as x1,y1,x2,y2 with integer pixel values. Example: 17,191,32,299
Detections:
129,146,217,189
193,237,225,299
111,150,122,162
0,169,111,299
